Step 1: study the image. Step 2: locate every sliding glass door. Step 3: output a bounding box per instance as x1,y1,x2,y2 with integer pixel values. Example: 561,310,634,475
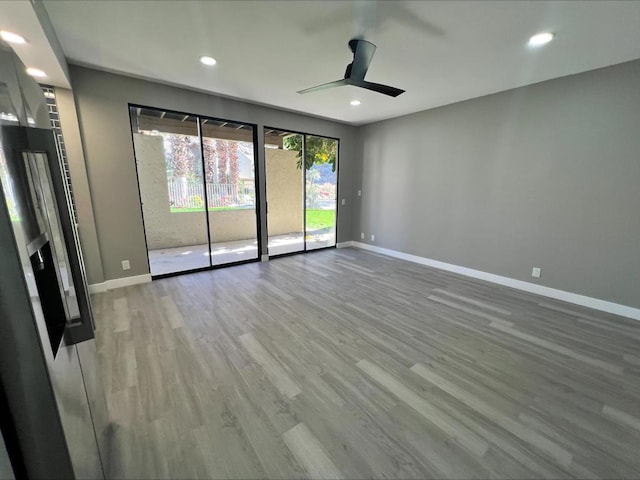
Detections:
130,106,259,277
264,128,338,256
130,109,338,276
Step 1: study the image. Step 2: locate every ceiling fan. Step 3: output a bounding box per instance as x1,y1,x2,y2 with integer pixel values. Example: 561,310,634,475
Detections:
297,38,405,98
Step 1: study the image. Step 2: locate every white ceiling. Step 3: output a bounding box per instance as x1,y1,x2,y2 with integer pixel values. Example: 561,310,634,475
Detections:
39,0,640,125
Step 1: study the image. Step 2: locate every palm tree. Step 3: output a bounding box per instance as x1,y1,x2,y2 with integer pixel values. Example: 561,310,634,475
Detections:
166,134,195,207
213,140,240,203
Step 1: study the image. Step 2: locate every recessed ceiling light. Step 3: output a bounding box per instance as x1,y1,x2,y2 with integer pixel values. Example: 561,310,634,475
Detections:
528,32,554,47
200,56,217,66
350,100,361,106
0,30,26,44
26,67,47,78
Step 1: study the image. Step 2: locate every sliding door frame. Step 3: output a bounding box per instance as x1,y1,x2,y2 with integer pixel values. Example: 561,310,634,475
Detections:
129,103,263,279
263,125,340,259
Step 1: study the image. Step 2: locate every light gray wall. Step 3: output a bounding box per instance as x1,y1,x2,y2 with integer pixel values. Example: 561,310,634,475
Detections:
355,60,640,309
56,88,105,285
69,65,356,282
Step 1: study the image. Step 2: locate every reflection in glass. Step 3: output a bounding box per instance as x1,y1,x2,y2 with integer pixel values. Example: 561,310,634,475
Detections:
0,145,20,223
24,153,80,320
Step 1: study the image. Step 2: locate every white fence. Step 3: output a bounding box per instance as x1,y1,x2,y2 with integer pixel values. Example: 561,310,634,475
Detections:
168,181,255,209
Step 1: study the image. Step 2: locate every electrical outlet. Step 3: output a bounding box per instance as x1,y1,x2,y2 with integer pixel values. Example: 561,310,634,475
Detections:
360,232,364,239
122,260,131,271
371,234,375,242
341,198,346,205
531,267,541,278
357,190,362,197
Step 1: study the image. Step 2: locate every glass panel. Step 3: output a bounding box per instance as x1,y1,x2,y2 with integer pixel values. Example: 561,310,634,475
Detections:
130,107,209,275
265,129,304,255
305,135,338,250
0,142,42,243
201,119,258,265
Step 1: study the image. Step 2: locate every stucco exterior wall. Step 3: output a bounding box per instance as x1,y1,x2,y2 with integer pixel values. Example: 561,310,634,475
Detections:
265,149,304,237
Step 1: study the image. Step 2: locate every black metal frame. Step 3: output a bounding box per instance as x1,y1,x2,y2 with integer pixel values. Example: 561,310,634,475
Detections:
128,103,263,280
127,107,154,277
263,125,340,259
196,119,213,270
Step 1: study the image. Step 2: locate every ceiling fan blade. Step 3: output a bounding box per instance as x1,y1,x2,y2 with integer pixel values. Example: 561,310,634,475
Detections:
297,79,349,94
348,39,376,79
351,79,405,97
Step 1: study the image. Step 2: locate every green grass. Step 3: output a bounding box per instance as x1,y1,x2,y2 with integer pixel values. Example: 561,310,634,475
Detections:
170,207,335,230
306,209,335,230
170,206,250,213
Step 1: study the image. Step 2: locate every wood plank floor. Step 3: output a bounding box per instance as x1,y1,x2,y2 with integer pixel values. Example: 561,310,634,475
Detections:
91,248,640,479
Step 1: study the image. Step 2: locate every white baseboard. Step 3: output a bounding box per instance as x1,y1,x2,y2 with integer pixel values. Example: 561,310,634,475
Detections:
336,241,354,249
88,273,151,294
351,242,640,321
88,282,108,294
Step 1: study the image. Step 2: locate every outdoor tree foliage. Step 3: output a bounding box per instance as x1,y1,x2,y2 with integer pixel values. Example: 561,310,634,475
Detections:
203,137,241,200
172,136,240,185
214,141,239,185
228,143,240,186
166,135,195,178
283,135,337,172
217,141,227,183
203,138,216,183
